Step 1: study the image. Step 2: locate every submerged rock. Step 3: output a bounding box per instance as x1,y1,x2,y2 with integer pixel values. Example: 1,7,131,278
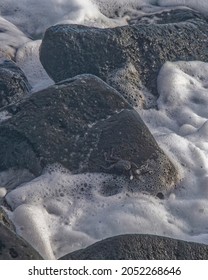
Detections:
0,60,31,108
40,9,208,104
60,234,208,260
0,75,177,195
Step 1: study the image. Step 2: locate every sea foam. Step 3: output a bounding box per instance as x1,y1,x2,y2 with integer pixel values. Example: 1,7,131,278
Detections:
1,0,208,259
5,166,187,259
2,0,208,38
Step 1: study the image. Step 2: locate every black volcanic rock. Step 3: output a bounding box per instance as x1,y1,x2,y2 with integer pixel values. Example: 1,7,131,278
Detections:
60,234,208,260
0,60,31,108
0,75,177,195
40,9,208,104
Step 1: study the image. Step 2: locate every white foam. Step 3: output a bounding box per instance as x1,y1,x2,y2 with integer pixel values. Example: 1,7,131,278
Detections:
0,187,7,198
15,40,53,92
139,60,208,243
0,0,105,36
5,167,189,259
10,204,55,259
157,61,208,131
0,16,30,60
1,0,207,38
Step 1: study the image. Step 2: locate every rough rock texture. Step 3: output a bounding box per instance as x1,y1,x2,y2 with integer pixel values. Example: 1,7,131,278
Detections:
0,60,31,108
60,234,208,260
0,206,15,231
40,9,208,104
0,223,43,260
0,75,177,195
0,221,42,260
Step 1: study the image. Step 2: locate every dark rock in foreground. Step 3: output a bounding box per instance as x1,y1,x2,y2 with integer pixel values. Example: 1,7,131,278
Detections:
0,222,42,260
0,75,177,194
0,60,31,108
40,9,208,103
60,234,208,260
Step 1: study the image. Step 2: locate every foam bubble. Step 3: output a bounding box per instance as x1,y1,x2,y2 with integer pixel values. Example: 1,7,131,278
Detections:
1,163,196,259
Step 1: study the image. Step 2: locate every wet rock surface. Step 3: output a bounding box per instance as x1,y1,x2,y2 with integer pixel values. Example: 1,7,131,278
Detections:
0,60,31,108
0,221,42,260
40,9,208,103
60,234,208,260
0,75,177,195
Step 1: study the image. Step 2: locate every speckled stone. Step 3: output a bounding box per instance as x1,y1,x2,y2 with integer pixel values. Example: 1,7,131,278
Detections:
60,234,208,260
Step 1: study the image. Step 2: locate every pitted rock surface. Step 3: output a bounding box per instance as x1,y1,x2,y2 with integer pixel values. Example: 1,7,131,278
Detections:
40,9,208,104
0,60,31,108
0,75,177,194
60,234,208,260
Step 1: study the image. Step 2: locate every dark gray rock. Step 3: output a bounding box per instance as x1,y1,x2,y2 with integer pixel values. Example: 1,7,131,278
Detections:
128,8,204,25
0,75,177,195
0,222,42,260
40,9,208,104
0,60,31,108
0,206,15,231
60,234,208,260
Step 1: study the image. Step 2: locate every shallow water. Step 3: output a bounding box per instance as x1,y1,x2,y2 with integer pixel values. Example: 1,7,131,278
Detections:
1,0,208,259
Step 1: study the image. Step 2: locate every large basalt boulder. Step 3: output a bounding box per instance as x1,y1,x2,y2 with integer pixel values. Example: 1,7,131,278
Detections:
40,9,208,103
0,75,177,195
0,60,31,108
60,234,208,260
